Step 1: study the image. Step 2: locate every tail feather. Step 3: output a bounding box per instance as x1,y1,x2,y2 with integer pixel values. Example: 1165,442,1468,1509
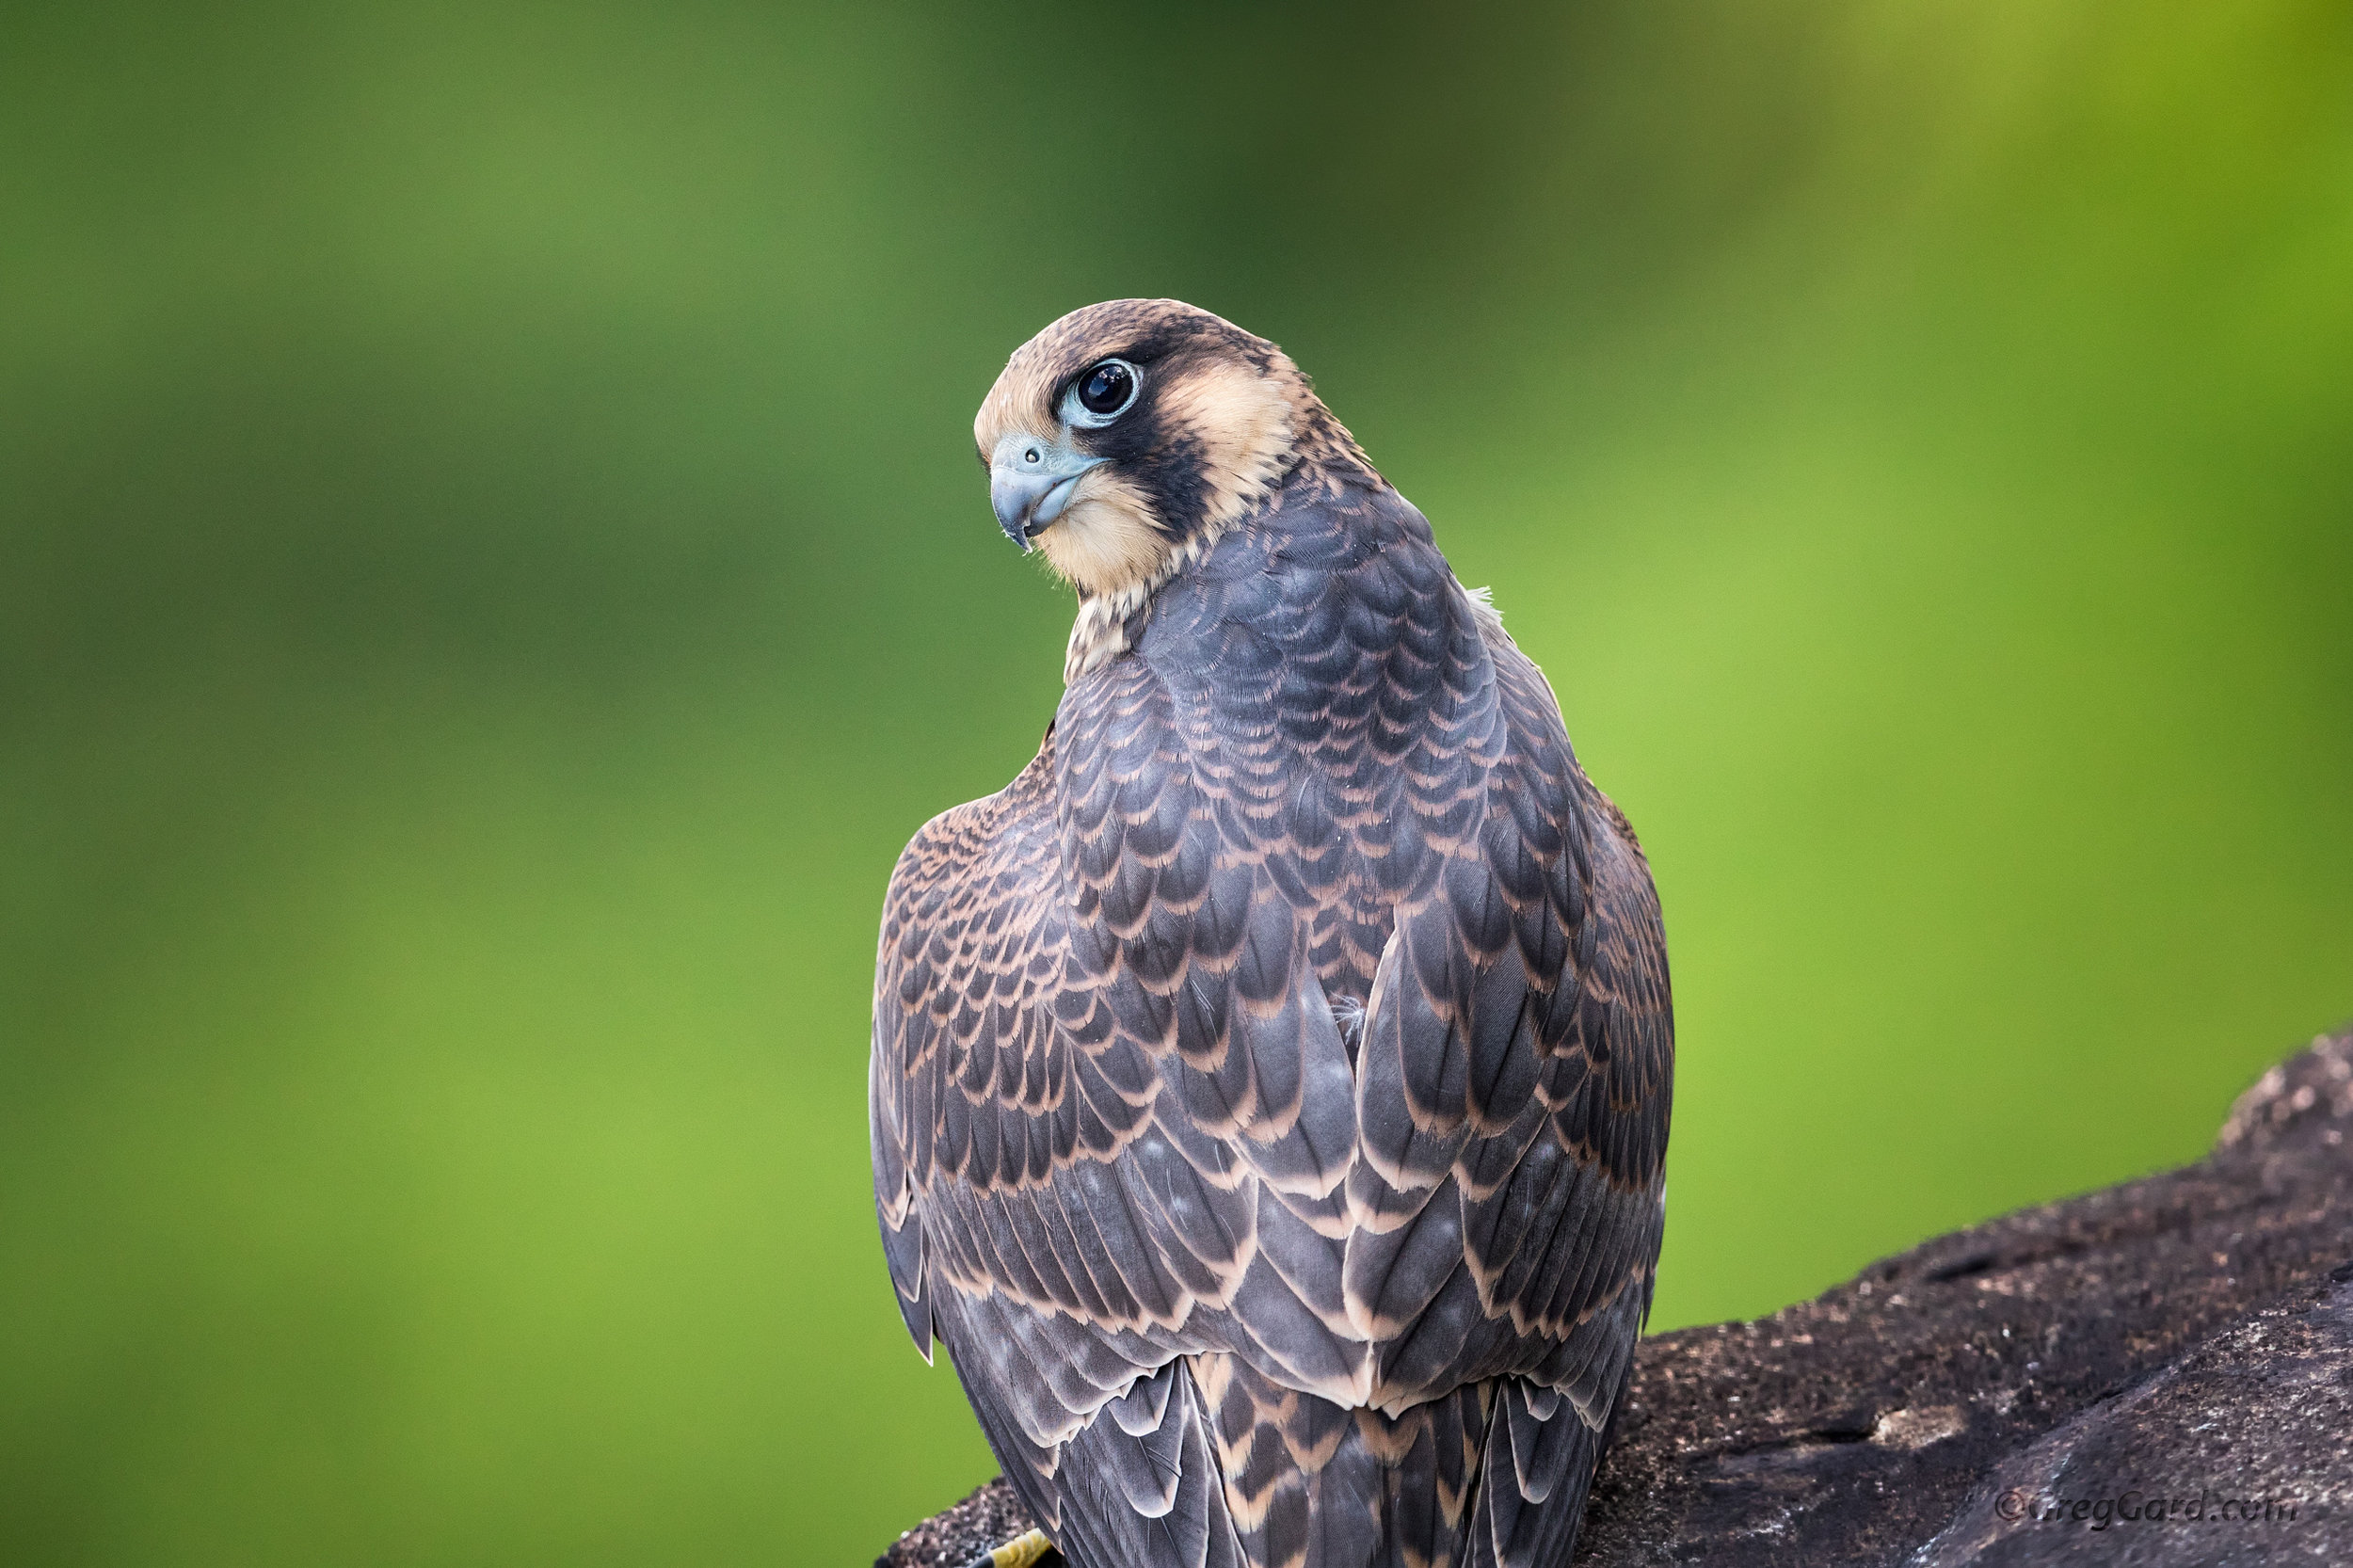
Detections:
1054,1359,1244,1568
1462,1379,1606,1568
1196,1355,1606,1568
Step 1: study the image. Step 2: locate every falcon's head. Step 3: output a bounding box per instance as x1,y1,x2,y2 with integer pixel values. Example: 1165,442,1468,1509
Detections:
974,299,1373,600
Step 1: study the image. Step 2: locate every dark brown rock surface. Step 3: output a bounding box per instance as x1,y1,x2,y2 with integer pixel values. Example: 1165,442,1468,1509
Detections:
880,1029,2353,1568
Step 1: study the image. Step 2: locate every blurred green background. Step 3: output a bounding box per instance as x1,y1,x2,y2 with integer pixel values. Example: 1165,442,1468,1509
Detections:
5,2,2350,1563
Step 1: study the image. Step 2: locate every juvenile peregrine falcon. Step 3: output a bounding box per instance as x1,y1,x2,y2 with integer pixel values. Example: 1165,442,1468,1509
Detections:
871,300,1672,1568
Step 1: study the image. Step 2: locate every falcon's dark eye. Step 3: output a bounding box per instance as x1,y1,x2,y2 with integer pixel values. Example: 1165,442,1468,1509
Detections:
1079,361,1132,414
1063,358,1141,427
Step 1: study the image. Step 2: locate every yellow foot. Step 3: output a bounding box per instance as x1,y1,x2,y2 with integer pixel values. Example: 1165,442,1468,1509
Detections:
984,1528,1054,1568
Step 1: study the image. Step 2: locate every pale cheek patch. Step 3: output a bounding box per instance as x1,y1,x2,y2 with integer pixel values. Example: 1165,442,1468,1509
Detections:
1034,468,1167,600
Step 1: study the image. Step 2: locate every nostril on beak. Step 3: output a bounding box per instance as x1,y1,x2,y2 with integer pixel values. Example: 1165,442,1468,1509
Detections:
989,433,1107,551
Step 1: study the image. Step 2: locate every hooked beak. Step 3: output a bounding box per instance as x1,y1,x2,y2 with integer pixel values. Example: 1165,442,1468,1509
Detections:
989,433,1105,551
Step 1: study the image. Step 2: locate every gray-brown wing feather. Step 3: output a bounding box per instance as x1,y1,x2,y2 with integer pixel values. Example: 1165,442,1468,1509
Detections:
871,482,1672,1568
